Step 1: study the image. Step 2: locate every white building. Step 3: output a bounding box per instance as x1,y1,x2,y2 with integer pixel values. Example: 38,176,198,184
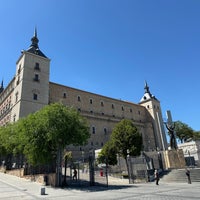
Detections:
178,141,200,166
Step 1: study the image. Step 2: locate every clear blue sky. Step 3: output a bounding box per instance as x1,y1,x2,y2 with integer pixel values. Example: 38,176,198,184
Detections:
0,1,200,131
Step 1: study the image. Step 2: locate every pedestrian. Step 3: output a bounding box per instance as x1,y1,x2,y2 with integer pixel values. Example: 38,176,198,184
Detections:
154,169,159,185
185,169,191,184
73,168,77,181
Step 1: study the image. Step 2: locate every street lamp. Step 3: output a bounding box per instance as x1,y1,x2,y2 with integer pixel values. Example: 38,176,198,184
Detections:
81,150,85,163
89,149,95,186
157,151,163,170
127,149,131,184
188,150,192,166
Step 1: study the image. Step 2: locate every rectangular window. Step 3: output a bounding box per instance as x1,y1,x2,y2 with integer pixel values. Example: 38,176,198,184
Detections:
92,126,95,134
18,65,21,74
34,74,39,82
33,93,38,100
16,77,20,85
15,92,18,103
90,99,93,104
13,114,16,122
34,62,40,70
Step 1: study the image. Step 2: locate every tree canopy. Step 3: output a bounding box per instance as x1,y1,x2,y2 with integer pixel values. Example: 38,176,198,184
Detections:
97,140,118,166
174,121,199,143
98,119,142,166
0,103,90,166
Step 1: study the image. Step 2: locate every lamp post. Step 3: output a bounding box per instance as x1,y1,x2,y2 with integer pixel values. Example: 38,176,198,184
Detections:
56,139,63,187
81,150,85,163
105,157,108,187
127,149,131,184
188,150,191,166
157,151,163,170
89,149,95,186
56,147,62,187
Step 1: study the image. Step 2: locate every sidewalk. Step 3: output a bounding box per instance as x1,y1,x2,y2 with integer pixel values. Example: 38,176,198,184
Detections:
0,172,199,200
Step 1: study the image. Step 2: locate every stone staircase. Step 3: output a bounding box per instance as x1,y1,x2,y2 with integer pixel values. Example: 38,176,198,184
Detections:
161,168,200,183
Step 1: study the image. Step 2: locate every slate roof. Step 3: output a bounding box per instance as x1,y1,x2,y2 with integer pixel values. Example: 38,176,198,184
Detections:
26,28,47,58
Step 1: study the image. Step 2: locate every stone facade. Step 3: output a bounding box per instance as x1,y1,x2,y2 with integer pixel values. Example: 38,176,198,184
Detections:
163,149,186,169
0,30,168,160
49,82,159,157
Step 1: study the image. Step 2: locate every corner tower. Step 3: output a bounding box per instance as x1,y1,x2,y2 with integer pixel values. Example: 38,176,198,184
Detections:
11,29,50,122
139,81,167,151
0,80,4,94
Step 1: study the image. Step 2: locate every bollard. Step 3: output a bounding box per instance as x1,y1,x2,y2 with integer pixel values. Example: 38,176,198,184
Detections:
40,187,45,195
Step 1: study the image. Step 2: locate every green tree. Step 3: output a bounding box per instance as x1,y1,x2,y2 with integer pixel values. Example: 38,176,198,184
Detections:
111,119,142,160
0,123,24,169
0,103,90,168
98,119,142,180
97,140,117,166
174,121,195,143
0,126,8,156
193,131,200,140
20,103,90,166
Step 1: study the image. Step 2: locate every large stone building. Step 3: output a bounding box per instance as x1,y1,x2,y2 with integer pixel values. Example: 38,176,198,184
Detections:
0,30,168,159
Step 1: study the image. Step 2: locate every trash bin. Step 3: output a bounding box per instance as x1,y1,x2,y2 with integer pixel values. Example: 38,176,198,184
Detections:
40,187,45,195
100,170,103,177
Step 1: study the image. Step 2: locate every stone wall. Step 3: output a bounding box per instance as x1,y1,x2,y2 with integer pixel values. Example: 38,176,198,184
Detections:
1,168,56,187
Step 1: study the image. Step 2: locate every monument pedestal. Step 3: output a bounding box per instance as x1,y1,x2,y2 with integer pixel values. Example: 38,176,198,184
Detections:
163,149,185,169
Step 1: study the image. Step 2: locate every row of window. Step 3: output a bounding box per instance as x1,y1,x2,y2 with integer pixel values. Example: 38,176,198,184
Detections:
33,63,40,82
16,64,40,87
63,93,136,113
79,140,104,151
0,102,11,117
147,104,160,110
0,114,10,126
91,126,107,134
90,141,104,147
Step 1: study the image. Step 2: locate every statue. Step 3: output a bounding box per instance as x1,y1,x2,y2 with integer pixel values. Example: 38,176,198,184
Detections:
165,123,177,150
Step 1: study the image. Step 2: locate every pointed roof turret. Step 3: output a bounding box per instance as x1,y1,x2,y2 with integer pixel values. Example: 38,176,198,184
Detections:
140,81,157,102
144,80,151,95
30,27,39,49
0,80,4,94
26,27,47,58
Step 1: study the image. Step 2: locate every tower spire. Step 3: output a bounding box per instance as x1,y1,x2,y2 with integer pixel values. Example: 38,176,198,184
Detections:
144,80,151,94
30,27,39,49
26,28,47,58
0,79,4,93
34,26,37,38
139,81,157,102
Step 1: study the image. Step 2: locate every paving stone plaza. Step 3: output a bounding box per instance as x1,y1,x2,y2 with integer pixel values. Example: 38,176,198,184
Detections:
0,172,199,200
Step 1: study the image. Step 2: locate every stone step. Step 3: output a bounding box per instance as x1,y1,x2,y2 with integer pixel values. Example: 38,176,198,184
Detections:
161,168,200,182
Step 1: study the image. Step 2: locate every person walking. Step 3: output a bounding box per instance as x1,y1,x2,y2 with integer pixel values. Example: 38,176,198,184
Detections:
186,169,191,184
73,169,77,181
154,169,160,185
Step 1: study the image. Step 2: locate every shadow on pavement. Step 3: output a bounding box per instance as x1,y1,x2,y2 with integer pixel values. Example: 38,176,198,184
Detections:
59,179,137,192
